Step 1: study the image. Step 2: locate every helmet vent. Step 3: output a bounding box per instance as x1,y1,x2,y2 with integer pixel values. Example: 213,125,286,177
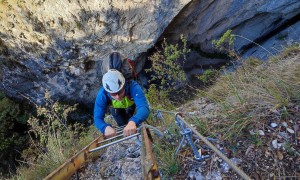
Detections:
105,83,111,91
118,79,122,88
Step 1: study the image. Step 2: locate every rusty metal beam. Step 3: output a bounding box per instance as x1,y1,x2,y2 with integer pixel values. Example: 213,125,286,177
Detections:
45,126,161,180
141,127,160,180
44,135,104,180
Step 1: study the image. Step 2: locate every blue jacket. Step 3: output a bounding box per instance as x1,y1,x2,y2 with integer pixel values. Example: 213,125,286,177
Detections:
94,80,150,133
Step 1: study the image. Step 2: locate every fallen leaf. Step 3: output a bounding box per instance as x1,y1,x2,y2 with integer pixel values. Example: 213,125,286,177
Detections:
265,150,271,158
250,172,261,180
276,151,283,160
287,128,295,134
245,145,254,156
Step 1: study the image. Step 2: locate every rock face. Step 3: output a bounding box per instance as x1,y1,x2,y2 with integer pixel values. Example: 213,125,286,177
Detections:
162,0,300,75
0,0,299,106
77,138,142,180
0,0,191,106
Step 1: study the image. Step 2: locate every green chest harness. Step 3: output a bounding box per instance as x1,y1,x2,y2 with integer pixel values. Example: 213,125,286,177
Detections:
111,95,134,109
108,81,135,109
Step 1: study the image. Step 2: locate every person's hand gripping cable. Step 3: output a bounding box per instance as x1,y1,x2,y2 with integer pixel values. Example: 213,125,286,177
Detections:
123,121,137,137
104,126,116,138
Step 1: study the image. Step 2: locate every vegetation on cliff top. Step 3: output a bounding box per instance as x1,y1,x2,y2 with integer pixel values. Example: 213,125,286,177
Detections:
144,30,299,178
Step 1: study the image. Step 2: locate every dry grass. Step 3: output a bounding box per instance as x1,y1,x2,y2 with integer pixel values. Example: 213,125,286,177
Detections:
9,122,99,180
198,45,300,140
148,45,300,178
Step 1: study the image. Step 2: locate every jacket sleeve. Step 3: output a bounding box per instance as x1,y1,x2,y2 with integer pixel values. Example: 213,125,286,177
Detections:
129,81,150,125
94,88,111,133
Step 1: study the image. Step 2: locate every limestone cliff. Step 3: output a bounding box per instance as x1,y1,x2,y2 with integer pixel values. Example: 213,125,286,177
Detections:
0,0,299,106
0,0,191,106
162,0,300,75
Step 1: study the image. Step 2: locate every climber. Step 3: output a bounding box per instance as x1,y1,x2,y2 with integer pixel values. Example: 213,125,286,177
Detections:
94,68,150,138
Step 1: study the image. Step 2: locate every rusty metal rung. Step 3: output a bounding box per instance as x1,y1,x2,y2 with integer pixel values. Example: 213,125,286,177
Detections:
97,133,124,144
89,133,141,153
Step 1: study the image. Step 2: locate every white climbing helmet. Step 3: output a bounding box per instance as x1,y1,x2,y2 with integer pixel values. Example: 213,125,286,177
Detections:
102,69,125,93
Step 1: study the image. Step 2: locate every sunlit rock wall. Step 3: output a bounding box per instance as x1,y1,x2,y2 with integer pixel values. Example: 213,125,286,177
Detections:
0,0,191,106
0,0,299,106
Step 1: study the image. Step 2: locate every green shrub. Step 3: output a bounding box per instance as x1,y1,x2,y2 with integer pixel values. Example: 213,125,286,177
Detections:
196,69,220,85
212,29,237,59
146,84,174,110
0,92,29,177
147,35,189,92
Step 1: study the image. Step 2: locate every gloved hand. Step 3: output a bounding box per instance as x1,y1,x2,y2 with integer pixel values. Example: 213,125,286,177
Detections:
123,121,137,137
104,126,116,138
